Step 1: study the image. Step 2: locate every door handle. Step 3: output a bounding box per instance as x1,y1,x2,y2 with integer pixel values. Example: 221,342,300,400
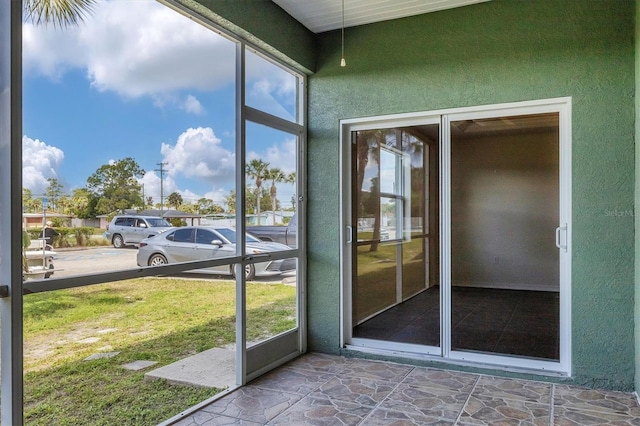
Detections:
346,226,353,244
555,224,567,252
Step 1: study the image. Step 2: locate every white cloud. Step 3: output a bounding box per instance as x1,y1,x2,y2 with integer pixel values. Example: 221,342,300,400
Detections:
22,136,65,194
139,172,168,202
139,170,229,207
203,188,228,205
161,127,235,183
181,95,205,115
248,136,297,173
245,50,298,120
23,0,236,99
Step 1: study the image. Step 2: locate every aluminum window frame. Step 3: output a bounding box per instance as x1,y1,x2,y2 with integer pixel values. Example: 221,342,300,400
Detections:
0,1,307,421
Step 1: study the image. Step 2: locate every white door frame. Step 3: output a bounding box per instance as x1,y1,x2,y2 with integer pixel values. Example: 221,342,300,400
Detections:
340,97,572,375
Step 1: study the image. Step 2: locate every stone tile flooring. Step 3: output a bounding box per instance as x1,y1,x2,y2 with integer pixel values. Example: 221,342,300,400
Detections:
170,353,640,425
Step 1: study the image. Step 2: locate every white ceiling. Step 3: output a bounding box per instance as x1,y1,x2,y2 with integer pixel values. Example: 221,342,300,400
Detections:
272,0,490,33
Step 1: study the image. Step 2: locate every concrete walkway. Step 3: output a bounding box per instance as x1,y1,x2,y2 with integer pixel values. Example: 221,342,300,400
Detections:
145,347,236,389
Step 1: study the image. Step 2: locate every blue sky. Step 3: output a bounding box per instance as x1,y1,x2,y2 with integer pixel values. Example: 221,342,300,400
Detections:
22,0,298,209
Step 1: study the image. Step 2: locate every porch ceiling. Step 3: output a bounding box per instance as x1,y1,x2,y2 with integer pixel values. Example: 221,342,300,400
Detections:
272,0,490,33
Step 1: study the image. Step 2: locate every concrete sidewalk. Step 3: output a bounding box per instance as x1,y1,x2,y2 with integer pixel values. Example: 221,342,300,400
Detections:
145,347,236,389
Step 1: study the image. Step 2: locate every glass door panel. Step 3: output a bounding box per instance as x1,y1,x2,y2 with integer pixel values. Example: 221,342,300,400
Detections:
450,113,560,360
351,125,440,347
243,121,300,379
245,50,300,124
244,122,298,341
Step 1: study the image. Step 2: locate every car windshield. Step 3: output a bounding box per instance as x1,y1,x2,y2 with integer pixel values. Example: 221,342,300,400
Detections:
147,218,171,227
214,228,261,244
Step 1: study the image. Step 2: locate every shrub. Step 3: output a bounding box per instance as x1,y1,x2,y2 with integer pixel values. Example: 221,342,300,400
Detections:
73,227,94,246
168,218,187,227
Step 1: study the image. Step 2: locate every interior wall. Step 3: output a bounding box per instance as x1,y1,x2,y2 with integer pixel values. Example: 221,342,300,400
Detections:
308,0,635,390
451,130,559,291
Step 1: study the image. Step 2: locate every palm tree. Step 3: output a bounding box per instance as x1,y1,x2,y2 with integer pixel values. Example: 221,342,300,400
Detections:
24,0,97,28
266,167,286,225
285,172,297,210
245,159,270,225
356,130,389,252
166,192,183,210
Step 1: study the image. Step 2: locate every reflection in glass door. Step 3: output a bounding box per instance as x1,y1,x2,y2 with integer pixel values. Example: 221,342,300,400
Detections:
351,125,440,347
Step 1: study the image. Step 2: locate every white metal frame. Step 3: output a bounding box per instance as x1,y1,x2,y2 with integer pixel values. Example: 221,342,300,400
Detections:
340,97,572,376
1,0,24,423
2,0,307,421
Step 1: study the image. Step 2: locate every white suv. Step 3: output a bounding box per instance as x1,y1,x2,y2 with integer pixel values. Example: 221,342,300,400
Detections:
106,215,173,248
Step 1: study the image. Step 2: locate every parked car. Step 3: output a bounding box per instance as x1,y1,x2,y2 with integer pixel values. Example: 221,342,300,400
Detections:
246,213,297,248
106,215,174,248
136,226,296,280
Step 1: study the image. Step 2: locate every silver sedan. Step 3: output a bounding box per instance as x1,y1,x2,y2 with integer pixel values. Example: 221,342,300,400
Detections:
136,226,295,280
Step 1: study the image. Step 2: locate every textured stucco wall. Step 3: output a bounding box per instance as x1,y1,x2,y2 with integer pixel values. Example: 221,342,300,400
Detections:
308,0,636,390
635,0,640,392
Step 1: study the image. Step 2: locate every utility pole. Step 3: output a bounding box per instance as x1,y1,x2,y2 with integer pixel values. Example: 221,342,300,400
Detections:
155,161,168,214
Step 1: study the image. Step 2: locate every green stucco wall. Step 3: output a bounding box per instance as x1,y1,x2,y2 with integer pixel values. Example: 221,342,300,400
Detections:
308,0,636,390
181,0,315,73
635,0,640,392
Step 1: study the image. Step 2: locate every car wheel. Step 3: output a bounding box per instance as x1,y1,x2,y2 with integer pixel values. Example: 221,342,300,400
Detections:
244,264,256,280
112,234,124,248
230,264,256,280
148,254,168,266
44,264,54,279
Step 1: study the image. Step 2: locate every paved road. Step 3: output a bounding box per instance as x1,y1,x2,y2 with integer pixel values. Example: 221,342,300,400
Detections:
52,246,139,277
49,246,294,283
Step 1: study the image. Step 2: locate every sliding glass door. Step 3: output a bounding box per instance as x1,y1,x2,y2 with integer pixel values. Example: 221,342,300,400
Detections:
349,123,441,351
342,99,571,373
449,113,560,361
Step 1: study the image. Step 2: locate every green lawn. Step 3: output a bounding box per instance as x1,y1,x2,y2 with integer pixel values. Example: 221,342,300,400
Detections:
23,277,296,425
354,237,426,321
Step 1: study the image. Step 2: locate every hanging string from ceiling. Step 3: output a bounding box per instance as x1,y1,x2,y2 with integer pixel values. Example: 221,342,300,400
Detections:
340,0,346,67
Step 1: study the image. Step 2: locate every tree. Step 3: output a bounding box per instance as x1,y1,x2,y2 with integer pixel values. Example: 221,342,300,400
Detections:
197,197,224,215
57,194,72,215
24,0,97,28
225,190,236,214
245,159,270,225
22,188,41,213
46,177,64,210
166,192,183,209
285,172,297,211
178,201,197,214
356,130,388,252
69,188,97,219
225,188,271,216
86,157,144,215
265,167,285,224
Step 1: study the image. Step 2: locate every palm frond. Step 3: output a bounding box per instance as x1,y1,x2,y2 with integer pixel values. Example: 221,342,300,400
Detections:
24,0,97,28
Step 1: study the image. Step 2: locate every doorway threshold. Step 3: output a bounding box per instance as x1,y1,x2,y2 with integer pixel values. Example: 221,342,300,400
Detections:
342,344,569,379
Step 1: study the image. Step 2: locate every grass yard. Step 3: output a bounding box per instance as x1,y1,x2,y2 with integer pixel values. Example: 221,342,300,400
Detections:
22,277,296,425
354,237,427,322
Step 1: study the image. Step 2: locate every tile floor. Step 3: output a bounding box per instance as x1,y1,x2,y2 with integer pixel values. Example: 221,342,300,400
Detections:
354,287,559,360
170,353,640,425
